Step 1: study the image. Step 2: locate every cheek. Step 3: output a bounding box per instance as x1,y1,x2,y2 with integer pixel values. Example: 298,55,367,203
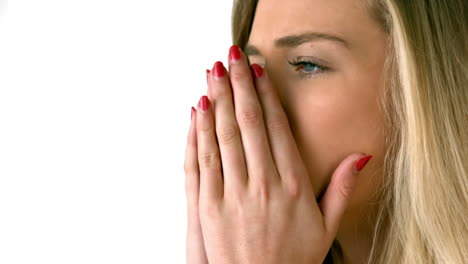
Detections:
282,82,386,199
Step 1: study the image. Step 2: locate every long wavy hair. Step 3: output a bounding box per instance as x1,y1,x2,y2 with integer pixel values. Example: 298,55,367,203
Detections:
231,0,468,263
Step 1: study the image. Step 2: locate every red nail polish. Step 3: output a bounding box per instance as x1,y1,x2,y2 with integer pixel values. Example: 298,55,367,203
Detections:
229,45,241,61
198,96,210,111
354,155,373,172
213,61,225,78
191,106,196,120
206,69,210,84
251,64,264,79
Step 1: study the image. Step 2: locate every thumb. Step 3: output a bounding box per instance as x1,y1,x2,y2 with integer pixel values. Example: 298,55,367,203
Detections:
319,153,373,236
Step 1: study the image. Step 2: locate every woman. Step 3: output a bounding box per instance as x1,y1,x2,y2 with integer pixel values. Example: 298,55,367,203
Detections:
184,0,467,263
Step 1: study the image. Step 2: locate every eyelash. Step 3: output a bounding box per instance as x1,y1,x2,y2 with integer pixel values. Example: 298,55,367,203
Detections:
287,58,329,79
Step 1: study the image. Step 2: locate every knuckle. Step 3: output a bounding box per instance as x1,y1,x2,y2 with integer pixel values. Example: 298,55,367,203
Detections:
286,179,301,199
199,151,220,169
339,180,354,199
282,167,304,199
230,70,245,83
250,169,271,200
237,107,262,126
266,115,288,134
198,120,213,133
211,84,231,98
252,180,270,200
183,162,192,175
217,124,239,145
199,200,221,220
225,186,245,204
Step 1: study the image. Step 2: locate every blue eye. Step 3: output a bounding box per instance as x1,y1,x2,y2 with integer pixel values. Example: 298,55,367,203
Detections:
303,62,321,73
288,58,329,79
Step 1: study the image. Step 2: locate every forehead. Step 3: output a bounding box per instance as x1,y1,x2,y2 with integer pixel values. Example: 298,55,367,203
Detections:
248,0,375,47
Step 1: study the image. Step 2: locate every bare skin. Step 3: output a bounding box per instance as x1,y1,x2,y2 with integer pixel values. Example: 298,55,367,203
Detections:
185,0,387,263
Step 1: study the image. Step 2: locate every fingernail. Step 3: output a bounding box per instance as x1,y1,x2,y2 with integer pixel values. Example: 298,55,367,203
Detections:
206,69,210,84
354,155,373,172
191,106,196,120
250,64,264,79
229,45,241,61
198,96,210,111
213,61,225,78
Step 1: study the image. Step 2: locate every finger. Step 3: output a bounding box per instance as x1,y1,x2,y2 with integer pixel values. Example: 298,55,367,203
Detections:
228,45,278,186
185,107,200,206
250,64,311,194
319,153,373,236
197,95,224,201
209,61,248,192
185,107,209,264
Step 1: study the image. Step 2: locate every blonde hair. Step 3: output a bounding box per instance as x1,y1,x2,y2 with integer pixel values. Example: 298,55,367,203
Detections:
231,0,468,263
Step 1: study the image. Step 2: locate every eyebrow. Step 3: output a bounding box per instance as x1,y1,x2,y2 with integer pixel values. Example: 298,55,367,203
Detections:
244,32,349,56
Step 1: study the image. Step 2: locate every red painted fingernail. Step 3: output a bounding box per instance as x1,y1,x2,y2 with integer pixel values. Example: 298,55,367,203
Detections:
198,96,210,111
354,155,373,172
213,61,225,78
229,45,241,61
191,106,196,120
251,64,264,79
206,69,210,84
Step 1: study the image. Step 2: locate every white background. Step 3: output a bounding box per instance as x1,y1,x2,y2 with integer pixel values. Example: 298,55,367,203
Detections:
0,1,233,263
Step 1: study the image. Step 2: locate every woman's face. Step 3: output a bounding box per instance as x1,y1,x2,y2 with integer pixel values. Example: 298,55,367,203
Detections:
247,0,388,230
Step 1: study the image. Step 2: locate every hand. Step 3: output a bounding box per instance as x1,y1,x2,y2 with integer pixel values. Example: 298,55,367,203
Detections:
184,45,373,264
